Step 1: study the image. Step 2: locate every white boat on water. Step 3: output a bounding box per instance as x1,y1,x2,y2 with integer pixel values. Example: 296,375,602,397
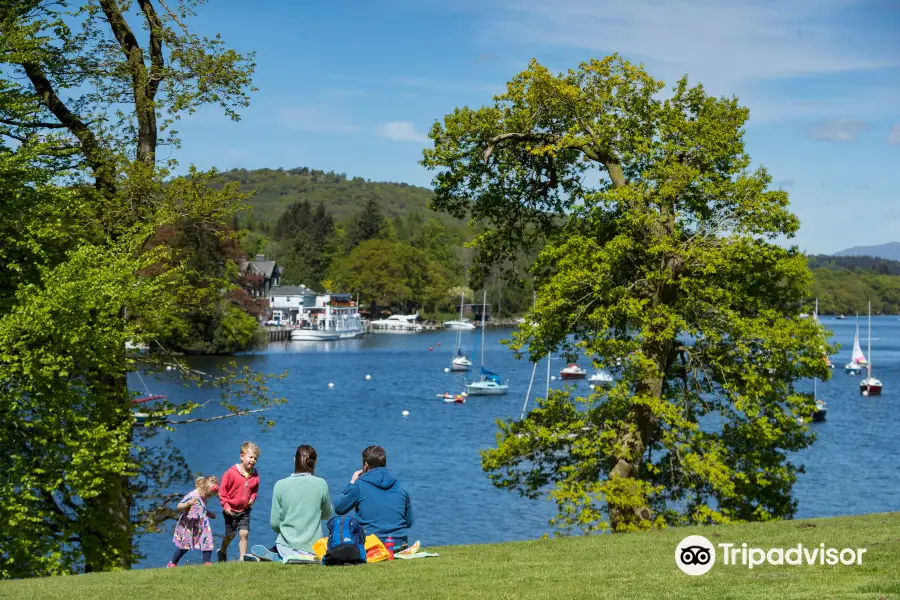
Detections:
845,315,867,374
560,363,587,379
443,319,477,330
369,313,423,332
860,301,883,396
465,290,509,396
451,352,472,371
588,370,614,386
449,289,473,371
290,293,365,341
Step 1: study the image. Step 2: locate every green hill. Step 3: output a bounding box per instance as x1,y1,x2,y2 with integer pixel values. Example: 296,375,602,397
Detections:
218,167,463,230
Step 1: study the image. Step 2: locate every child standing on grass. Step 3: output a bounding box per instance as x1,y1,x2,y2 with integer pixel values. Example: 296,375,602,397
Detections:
217,441,261,562
168,476,219,567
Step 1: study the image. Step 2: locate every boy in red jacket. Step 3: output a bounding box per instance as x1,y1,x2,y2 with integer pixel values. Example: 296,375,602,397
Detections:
217,441,261,562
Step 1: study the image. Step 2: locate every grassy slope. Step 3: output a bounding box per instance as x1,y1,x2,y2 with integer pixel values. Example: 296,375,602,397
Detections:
4,512,899,600
217,168,457,227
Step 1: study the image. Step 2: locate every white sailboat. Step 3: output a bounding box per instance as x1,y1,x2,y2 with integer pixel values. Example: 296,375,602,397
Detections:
860,301,883,396
810,300,827,422
450,289,472,371
844,315,866,374
465,290,509,396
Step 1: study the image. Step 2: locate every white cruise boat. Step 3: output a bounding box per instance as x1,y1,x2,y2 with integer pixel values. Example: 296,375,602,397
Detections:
290,293,365,341
369,313,423,332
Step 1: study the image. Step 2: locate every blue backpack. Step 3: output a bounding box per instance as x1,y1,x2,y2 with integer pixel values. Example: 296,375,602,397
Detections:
323,515,367,565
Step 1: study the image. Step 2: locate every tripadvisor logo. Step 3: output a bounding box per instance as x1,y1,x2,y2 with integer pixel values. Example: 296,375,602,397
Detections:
675,535,867,576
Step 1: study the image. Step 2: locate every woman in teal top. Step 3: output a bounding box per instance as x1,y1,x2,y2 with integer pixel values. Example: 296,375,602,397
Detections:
267,445,334,558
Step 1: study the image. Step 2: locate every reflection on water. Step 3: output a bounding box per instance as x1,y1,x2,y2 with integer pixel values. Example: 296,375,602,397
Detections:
133,318,900,567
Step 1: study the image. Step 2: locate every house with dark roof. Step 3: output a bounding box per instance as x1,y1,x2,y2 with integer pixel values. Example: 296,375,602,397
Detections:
239,254,282,298
268,284,318,323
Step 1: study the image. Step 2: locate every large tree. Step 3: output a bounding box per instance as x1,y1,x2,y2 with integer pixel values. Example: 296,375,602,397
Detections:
0,0,279,578
421,55,831,533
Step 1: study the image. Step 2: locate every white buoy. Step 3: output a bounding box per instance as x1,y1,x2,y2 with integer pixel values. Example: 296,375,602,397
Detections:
863,390,869,396
365,375,371,381
165,365,174,371
589,384,595,390
444,367,450,373
402,410,409,417
551,375,556,381
328,382,334,389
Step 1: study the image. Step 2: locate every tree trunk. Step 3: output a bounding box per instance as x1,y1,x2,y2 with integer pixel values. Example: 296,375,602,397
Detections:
82,370,133,571
606,207,680,531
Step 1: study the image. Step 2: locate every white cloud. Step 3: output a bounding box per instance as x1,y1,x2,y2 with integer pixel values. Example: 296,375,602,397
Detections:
279,106,361,134
805,119,869,142
478,0,895,88
377,121,430,143
467,0,898,122
890,123,900,145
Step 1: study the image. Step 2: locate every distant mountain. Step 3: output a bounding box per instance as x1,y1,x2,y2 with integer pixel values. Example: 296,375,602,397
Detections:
833,242,900,261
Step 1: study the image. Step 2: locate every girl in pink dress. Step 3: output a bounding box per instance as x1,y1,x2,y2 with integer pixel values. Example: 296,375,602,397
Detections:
168,476,219,567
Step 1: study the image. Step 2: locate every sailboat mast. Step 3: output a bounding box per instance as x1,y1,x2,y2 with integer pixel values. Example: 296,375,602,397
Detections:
867,301,872,378
481,289,487,367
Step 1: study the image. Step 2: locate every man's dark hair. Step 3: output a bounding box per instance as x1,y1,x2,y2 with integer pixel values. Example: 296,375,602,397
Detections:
294,444,318,474
362,445,386,469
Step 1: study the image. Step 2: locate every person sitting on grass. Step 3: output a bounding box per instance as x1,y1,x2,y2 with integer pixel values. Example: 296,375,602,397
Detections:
334,445,414,549
252,444,333,562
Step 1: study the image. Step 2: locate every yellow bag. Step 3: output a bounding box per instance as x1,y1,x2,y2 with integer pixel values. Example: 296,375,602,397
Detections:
364,534,391,563
312,536,328,560
312,534,391,563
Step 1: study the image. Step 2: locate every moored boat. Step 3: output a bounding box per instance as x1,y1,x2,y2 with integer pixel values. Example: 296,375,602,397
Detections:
560,363,587,379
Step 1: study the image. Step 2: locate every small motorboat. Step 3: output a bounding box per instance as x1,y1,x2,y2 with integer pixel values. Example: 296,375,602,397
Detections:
437,392,467,404
588,370,614,386
560,364,587,379
811,399,827,422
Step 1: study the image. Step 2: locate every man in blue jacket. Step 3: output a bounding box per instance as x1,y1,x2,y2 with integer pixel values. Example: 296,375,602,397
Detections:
334,445,414,548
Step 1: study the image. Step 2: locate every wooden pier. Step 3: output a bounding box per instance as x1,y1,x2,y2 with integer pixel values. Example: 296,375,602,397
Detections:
266,326,292,342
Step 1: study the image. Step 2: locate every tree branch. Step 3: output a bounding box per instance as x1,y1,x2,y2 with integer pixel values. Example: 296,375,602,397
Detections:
0,117,69,129
482,131,628,188
19,62,116,197
163,407,270,425
97,0,156,164
137,0,165,100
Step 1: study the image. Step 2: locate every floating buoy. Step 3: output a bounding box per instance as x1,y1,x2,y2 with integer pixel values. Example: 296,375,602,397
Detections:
551,375,556,381
444,368,450,373
165,365,174,371
402,410,410,417
429,347,433,351
437,342,440,346
589,384,595,390
863,390,869,396
365,375,371,381
328,383,334,389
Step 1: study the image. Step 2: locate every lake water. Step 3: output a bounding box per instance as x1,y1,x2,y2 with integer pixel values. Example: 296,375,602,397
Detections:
132,317,900,567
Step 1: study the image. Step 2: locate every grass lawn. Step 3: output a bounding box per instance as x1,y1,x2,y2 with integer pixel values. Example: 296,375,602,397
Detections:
3,512,900,600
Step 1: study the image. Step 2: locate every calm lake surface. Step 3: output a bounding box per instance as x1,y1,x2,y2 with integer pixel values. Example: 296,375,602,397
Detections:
132,317,900,567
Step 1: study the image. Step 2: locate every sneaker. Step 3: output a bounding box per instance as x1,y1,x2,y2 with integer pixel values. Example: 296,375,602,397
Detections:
216,548,227,563
167,562,176,568
204,562,213,565
242,554,261,562
250,545,279,562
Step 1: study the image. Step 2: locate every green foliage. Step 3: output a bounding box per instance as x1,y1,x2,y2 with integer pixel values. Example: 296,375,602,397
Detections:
423,55,830,534
328,239,449,312
0,0,275,578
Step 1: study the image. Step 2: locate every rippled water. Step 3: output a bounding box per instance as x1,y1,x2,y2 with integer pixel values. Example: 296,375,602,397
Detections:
132,317,900,567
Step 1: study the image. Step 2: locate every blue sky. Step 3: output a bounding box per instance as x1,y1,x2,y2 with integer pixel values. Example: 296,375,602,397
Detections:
173,0,900,255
